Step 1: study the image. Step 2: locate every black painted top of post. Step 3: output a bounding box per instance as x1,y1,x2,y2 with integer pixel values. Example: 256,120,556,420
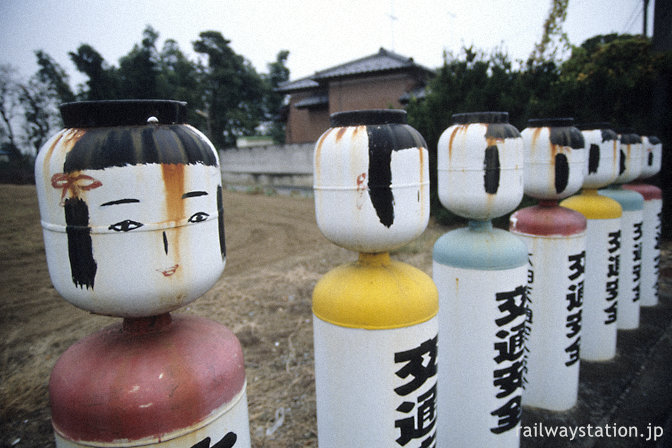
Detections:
452,111,509,124
618,128,643,144
60,100,188,128
330,109,407,127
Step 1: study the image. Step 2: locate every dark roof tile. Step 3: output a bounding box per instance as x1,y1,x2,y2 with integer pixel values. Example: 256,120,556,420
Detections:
277,48,434,93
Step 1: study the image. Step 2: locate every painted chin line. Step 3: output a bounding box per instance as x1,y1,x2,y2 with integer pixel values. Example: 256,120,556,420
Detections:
157,264,179,277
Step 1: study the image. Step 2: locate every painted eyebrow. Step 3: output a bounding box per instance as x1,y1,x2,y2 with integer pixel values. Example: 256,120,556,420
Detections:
101,198,140,206
182,191,208,199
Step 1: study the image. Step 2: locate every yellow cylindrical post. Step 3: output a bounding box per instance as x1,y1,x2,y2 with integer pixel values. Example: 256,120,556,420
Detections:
313,253,438,447
312,110,438,447
562,190,622,360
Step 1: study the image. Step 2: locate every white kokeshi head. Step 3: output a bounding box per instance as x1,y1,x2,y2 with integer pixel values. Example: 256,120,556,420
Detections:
614,131,643,184
579,123,619,190
639,135,662,179
34,100,226,317
313,110,429,253
522,118,586,200
437,112,524,220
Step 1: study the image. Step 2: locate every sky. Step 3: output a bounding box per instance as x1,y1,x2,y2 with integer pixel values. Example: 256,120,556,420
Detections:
0,0,655,90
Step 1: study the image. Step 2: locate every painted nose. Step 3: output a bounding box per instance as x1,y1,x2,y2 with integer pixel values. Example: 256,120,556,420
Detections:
163,231,168,255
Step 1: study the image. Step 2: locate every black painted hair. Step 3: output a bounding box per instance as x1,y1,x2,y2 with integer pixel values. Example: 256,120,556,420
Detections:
64,197,97,289
61,100,217,173
63,125,217,173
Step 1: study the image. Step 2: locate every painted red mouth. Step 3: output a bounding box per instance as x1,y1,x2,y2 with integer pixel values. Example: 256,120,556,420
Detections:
157,265,179,277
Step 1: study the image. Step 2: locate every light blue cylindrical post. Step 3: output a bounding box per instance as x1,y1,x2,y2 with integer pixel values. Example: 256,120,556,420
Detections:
434,112,527,446
599,130,645,330
623,135,663,307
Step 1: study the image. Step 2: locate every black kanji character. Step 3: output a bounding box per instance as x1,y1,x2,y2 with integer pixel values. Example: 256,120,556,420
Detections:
495,285,527,327
566,310,581,339
567,251,586,281
607,255,620,278
566,282,583,311
565,337,580,366
493,360,524,399
394,336,438,396
606,279,618,301
494,321,526,363
608,230,621,253
633,222,643,241
604,301,618,324
490,396,521,434
395,385,437,446
191,432,237,448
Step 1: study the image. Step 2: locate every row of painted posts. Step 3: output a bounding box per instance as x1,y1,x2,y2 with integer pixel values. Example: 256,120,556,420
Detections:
312,110,663,447
35,102,662,446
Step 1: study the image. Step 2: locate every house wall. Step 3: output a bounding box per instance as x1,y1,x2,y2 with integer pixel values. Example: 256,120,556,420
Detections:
284,72,420,144
328,73,416,113
285,92,331,144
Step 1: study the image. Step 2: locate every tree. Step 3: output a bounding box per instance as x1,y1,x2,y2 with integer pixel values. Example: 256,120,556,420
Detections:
118,26,161,98
19,77,58,154
193,31,265,148
0,65,22,157
557,34,668,129
528,0,570,67
34,50,75,104
12,51,77,154
158,38,206,128
70,44,120,100
263,50,290,143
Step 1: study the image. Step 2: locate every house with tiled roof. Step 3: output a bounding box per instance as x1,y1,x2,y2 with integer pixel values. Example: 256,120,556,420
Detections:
277,48,434,144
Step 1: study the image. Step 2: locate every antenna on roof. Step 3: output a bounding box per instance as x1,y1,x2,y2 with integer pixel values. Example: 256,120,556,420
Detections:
388,0,397,51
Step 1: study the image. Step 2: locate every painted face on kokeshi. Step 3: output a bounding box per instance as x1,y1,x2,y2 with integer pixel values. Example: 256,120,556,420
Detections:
614,130,643,184
437,111,523,221
313,109,429,253
579,123,619,190
639,135,662,179
522,118,585,200
35,100,226,317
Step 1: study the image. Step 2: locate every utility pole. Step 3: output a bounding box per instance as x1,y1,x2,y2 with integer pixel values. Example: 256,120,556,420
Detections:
644,0,650,36
651,0,672,256
653,0,672,50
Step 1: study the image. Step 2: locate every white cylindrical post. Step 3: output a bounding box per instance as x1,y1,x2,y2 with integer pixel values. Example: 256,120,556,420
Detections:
623,135,663,307
562,123,623,361
35,101,251,447
600,130,644,330
510,208,586,410
312,110,438,448
512,118,586,410
435,112,527,446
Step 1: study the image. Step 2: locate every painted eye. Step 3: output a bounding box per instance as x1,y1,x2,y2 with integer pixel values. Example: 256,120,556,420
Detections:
188,212,209,223
108,220,144,232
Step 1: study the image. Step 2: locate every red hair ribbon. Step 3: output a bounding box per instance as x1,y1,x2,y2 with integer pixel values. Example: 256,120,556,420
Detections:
51,173,103,206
